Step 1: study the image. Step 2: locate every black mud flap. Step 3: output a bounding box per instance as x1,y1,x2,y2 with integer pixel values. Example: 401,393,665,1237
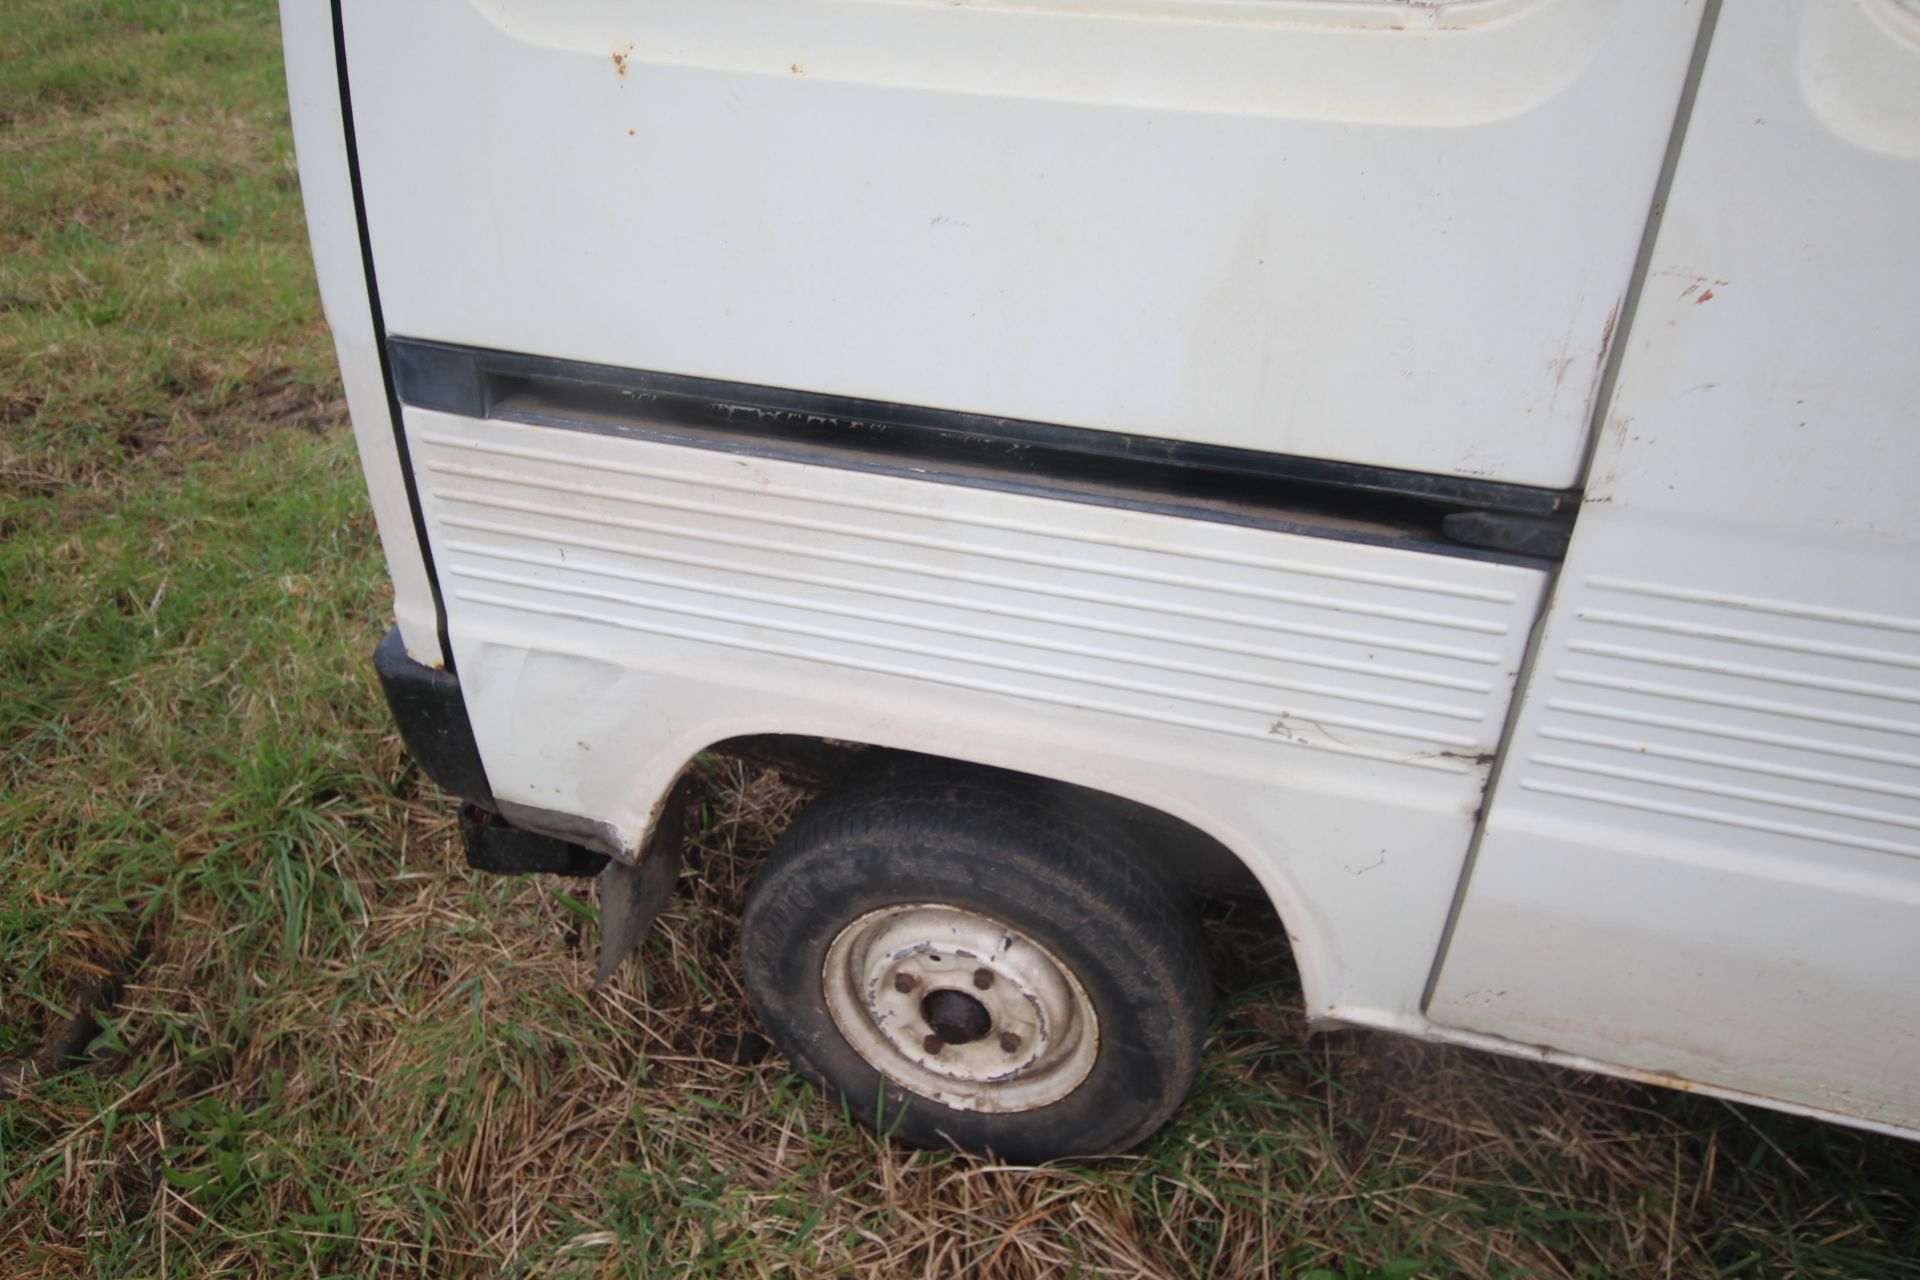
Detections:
593,776,694,990
377,621,691,986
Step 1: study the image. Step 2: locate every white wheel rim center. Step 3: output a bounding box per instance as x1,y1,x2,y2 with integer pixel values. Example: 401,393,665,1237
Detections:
822,903,1100,1114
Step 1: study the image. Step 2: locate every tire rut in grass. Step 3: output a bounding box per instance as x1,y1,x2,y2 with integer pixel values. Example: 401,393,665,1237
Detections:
0,934,150,1099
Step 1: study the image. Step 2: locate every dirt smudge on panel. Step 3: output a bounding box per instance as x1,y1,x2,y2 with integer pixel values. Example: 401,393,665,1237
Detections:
1576,296,1625,431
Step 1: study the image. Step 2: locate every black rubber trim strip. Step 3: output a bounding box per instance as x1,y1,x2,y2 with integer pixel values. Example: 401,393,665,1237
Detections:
388,337,1576,568
330,1,454,671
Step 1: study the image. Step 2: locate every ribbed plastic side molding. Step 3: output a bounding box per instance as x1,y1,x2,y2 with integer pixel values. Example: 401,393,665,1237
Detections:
414,418,1547,771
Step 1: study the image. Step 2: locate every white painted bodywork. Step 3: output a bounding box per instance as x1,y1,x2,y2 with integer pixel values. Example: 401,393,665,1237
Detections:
1428,0,1920,1133
408,407,1546,1021
279,5,442,667
286,0,1920,1140
340,0,1701,490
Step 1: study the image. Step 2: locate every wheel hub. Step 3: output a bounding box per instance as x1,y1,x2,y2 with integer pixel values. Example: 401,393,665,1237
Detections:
922,989,992,1045
822,903,1100,1114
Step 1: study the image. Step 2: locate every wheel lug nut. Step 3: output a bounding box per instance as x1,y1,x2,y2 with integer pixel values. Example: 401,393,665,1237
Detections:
922,1034,946,1055
893,972,919,993
972,968,994,990
999,1032,1022,1053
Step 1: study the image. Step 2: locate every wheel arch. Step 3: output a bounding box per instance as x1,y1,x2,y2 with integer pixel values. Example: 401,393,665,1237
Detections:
669,731,1336,1016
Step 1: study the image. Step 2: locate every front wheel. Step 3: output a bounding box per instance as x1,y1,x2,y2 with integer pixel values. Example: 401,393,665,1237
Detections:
740,760,1211,1161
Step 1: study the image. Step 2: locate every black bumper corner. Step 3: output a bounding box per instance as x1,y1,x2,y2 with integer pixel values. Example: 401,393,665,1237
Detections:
372,625,494,809
374,627,609,877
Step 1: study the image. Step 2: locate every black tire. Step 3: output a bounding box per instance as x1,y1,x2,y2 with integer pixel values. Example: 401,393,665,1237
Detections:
740,758,1211,1161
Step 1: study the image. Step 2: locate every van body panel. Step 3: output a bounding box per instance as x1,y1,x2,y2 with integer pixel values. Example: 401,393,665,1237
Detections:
408,405,1549,1019
280,3,444,666
338,0,1702,489
1428,0,1920,1132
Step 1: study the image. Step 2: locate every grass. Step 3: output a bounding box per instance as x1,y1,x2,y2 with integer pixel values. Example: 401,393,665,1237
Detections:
2,2,1919,1275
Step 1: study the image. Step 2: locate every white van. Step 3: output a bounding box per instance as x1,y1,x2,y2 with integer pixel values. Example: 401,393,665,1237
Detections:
282,0,1920,1160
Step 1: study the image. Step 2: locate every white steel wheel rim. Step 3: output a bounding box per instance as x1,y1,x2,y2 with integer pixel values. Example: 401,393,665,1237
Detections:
822,903,1100,1114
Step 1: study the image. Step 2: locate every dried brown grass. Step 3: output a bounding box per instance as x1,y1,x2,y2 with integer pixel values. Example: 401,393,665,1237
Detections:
8,751,1915,1278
